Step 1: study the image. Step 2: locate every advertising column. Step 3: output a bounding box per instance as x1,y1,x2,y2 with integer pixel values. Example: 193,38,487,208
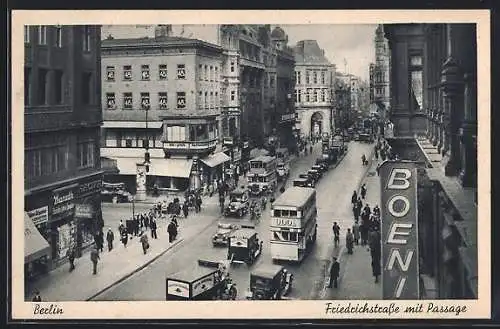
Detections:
136,163,147,201
379,161,420,299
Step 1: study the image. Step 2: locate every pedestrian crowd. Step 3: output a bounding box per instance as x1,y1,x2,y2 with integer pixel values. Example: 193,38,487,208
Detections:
329,136,385,290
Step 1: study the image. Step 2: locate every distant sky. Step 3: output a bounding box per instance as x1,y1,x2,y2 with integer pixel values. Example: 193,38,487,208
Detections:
102,24,378,82
277,24,378,82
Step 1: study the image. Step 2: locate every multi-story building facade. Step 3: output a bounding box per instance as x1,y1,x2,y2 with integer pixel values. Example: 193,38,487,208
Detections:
373,25,391,117
270,27,296,151
293,40,335,139
101,24,296,164
24,25,103,278
383,23,477,299
100,28,230,194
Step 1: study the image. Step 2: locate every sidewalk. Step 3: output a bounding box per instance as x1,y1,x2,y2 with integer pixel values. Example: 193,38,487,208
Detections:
25,194,222,302
323,155,383,300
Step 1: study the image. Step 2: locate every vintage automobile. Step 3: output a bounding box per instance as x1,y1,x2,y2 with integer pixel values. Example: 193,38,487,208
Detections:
307,168,321,182
298,173,316,188
101,182,133,203
224,188,250,218
311,164,326,174
249,183,263,197
245,264,293,300
315,158,329,172
227,226,263,265
212,222,240,247
166,259,237,300
292,177,314,188
276,162,290,180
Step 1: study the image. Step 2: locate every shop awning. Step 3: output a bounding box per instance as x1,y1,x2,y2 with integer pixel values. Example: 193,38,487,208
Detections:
115,158,143,175
24,212,50,264
151,158,193,178
115,157,193,178
201,152,231,168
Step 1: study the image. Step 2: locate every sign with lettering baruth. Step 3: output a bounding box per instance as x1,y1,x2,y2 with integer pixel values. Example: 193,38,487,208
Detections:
379,161,419,299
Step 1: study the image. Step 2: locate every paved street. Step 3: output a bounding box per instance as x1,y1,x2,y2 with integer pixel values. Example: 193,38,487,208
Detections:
94,141,374,301
322,156,383,300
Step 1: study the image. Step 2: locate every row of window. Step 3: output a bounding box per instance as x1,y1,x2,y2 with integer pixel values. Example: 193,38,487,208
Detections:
295,70,328,85
294,88,330,103
106,64,184,82
24,25,92,52
25,141,96,179
198,64,220,82
106,91,185,110
25,67,93,106
197,90,220,110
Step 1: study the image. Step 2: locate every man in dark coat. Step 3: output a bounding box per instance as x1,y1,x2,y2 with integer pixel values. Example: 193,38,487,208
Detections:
120,227,128,248
150,218,157,239
66,245,76,272
351,191,358,205
372,257,381,283
167,221,177,243
106,228,114,252
182,201,189,218
94,230,104,252
360,184,367,199
328,257,340,288
90,247,100,275
332,222,340,248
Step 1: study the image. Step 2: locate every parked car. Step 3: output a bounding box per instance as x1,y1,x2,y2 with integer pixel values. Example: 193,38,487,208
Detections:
311,164,325,174
293,178,314,188
298,173,316,187
307,168,321,182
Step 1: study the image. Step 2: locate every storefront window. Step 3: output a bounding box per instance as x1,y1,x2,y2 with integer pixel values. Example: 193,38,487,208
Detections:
196,125,208,140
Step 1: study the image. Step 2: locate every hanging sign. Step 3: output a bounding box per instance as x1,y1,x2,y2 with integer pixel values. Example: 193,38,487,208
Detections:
379,161,419,299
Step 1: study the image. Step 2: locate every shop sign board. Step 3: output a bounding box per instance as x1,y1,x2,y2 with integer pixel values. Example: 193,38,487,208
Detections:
52,186,76,220
75,204,94,219
379,161,419,299
27,206,49,226
78,179,102,197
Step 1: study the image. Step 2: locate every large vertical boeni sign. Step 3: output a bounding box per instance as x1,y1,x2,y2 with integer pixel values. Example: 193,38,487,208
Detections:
379,161,419,299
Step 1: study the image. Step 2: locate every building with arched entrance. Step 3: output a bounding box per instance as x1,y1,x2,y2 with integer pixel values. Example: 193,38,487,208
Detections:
292,40,335,140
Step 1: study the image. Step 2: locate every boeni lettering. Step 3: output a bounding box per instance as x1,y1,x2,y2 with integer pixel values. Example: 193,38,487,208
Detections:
382,166,419,299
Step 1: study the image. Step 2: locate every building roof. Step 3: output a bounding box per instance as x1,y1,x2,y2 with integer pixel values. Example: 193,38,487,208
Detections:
252,264,284,279
101,35,223,52
293,40,331,65
272,186,315,208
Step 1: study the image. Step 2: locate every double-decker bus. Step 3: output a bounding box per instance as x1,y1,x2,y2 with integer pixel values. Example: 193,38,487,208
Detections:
270,186,318,262
247,155,278,196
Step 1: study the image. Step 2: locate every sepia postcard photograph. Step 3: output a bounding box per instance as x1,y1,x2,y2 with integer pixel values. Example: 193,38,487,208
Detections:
10,9,491,320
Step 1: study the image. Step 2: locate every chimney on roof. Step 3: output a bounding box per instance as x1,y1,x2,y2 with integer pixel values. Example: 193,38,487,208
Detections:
155,25,172,39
